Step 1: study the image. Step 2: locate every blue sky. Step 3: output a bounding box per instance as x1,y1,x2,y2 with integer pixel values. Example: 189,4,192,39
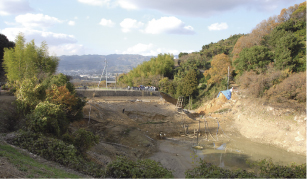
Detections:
0,0,303,56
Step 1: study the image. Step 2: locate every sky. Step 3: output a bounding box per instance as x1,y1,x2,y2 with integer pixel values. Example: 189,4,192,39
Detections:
0,0,304,56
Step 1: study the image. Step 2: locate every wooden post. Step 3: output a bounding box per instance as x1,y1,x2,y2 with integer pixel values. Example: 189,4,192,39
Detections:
197,130,199,145
88,103,91,125
198,120,200,135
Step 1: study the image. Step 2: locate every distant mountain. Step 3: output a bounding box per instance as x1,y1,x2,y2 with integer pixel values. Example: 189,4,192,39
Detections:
57,54,153,75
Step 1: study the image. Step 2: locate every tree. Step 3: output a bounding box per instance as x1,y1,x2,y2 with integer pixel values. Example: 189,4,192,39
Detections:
3,33,58,85
118,53,174,87
180,69,198,97
204,54,231,85
29,101,66,137
234,46,273,75
0,33,15,81
232,16,280,63
269,30,301,71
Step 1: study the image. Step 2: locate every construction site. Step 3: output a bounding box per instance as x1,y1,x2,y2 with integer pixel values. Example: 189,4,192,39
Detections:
70,89,306,178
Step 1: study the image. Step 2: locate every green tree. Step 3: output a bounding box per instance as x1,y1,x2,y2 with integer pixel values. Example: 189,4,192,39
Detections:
180,69,198,97
3,33,58,85
0,33,15,81
29,101,67,137
268,29,304,72
234,45,273,74
118,53,174,87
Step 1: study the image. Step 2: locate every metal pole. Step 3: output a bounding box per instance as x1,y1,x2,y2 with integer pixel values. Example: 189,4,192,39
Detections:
106,62,108,88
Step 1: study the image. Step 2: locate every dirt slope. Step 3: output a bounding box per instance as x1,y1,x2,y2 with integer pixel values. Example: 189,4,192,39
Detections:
196,90,306,156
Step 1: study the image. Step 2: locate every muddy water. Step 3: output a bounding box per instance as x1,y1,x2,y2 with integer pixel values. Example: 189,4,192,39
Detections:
149,134,306,178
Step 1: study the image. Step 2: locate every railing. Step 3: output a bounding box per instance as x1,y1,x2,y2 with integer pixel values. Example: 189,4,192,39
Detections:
75,87,158,91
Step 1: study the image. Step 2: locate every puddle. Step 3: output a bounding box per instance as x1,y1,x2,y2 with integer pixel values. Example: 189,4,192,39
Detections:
149,135,306,178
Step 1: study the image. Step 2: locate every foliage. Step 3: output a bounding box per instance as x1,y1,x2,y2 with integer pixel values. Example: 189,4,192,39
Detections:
185,159,257,178
264,13,306,72
204,53,231,85
237,69,283,98
12,72,86,136
266,71,306,103
8,130,105,177
178,69,198,97
0,33,15,81
105,156,173,178
118,53,174,87
200,34,243,59
0,143,81,178
28,101,67,137
234,45,273,74
73,128,99,154
249,158,306,178
46,85,78,111
186,158,306,178
178,53,207,70
3,33,58,85
158,77,176,96
14,77,41,114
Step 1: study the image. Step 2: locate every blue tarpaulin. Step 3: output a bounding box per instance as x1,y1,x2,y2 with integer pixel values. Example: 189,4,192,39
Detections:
217,89,232,100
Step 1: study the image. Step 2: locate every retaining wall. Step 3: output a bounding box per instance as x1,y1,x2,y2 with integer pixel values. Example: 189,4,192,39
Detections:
76,89,160,98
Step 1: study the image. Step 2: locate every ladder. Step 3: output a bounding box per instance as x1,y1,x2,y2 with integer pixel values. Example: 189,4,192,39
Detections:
176,96,184,108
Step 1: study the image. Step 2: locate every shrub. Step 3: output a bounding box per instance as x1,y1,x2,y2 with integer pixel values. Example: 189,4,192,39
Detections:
266,72,306,103
105,156,173,178
10,130,78,165
237,69,290,98
185,159,256,178
73,128,99,154
8,130,105,177
249,158,306,178
28,101,68,137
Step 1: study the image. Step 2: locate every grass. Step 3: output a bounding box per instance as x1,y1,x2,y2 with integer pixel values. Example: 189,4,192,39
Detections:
0,143,82,178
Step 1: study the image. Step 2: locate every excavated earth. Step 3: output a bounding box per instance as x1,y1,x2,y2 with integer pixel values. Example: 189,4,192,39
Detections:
1,90,306,178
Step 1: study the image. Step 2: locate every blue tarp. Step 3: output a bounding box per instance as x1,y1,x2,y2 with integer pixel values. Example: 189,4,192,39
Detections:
217,89,232,100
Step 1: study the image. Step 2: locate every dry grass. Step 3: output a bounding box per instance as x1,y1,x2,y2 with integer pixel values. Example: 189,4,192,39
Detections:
236,69,305,111
266,72,306,103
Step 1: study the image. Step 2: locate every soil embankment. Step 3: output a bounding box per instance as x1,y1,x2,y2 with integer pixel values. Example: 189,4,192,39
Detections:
197,90,306,156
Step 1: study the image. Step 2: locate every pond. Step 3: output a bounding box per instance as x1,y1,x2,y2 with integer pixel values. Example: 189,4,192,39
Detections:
149,134,306,178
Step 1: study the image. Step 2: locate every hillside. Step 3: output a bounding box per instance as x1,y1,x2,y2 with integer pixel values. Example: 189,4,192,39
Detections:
57,54,153,75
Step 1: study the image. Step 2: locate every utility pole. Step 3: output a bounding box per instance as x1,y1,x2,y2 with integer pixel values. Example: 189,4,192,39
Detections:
227,66,229,90
98,58,107,88
106,61,108,88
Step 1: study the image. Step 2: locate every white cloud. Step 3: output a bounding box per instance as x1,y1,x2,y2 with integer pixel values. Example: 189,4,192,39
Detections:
15,13,63,29
117,0,137,10
120,18,144,33
208,22,228,31
1,28,77,45
0,0,33,16
145,16,194,35
86,16,90,19
74,16,78,20
99,18,115,27
123,43,153,54
78,0,110,6
122,43,180,56
116,0,293,17
49,44,85,56
68,21,75,26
